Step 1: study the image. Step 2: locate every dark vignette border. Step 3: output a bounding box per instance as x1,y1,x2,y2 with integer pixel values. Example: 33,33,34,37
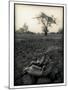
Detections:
13,1,64,89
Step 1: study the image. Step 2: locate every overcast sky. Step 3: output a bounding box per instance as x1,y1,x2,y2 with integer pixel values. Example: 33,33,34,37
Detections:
15,4,63,33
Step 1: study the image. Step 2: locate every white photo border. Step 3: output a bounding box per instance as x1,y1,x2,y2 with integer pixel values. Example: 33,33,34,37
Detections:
9,1,67,89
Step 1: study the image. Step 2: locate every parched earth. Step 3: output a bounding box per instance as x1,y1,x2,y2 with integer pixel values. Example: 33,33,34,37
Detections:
14,33,64,86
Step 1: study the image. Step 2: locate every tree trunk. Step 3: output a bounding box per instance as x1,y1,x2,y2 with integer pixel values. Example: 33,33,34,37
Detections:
44,26,48,36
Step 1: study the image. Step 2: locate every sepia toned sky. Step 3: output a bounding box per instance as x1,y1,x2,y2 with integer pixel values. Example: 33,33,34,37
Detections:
15,4,63,33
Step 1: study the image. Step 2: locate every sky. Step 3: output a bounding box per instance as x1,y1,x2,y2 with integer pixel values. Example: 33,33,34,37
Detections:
15,4,63,33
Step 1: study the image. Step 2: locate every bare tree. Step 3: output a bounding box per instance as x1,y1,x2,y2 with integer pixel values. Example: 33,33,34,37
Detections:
34,12,56,35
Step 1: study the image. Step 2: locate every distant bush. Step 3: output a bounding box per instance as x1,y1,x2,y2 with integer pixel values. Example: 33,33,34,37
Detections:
16,23,29,33
57,29,64,34
15,31,35,35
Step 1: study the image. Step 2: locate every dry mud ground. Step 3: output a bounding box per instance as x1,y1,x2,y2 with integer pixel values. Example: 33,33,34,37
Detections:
14,33,64,86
